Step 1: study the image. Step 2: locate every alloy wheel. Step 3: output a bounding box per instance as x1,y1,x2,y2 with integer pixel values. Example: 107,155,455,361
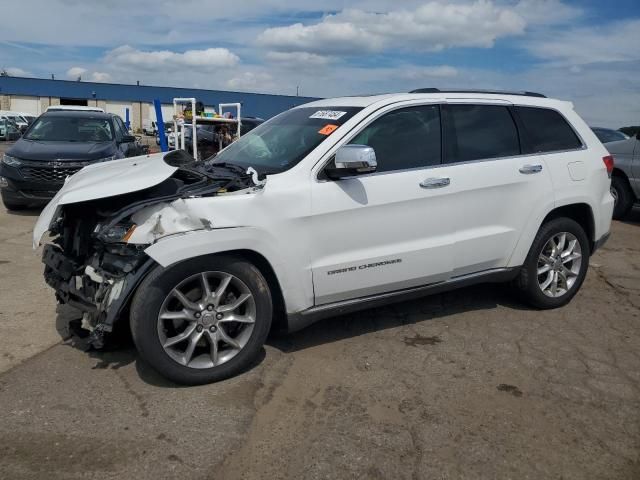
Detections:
536,232,583,298
157,271,256,369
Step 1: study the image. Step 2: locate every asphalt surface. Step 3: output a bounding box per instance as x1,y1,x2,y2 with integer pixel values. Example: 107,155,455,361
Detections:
0,140,639,479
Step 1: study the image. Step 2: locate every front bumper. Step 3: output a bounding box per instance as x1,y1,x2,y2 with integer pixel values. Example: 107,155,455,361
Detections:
42,244,156,347
0,163,64,203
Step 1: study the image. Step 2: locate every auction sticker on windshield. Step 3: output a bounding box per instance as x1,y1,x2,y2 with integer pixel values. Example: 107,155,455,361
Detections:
318,124,339,135
309,110,347,120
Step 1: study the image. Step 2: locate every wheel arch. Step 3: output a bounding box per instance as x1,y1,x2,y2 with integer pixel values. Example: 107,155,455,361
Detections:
541,202,595,252
216,249,288,333
115,249,289,333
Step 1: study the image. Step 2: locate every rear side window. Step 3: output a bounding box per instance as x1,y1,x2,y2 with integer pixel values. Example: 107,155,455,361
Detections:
443,104,520,163
349,105,441,172
514,106,582,153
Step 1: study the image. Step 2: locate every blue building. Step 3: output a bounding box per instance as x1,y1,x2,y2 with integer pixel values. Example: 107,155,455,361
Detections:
0,76,319,131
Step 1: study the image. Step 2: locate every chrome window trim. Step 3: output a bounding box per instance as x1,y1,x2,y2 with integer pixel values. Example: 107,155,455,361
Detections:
314,101,587,183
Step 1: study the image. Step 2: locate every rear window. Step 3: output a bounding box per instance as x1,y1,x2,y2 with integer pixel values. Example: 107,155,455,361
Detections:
514,106,582,153
443,104,520,163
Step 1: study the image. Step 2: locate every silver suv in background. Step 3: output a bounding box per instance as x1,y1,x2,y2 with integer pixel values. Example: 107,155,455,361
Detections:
604,132,640,219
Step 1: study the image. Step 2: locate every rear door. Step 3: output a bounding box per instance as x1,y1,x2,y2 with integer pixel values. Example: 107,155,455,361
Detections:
441,102,554,275
310,103,457,305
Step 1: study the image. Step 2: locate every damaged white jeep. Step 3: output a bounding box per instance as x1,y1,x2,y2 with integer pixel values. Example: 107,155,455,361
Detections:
34,90,614,385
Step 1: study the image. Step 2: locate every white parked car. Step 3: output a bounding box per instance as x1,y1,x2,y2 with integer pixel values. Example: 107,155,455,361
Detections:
33,89,614,385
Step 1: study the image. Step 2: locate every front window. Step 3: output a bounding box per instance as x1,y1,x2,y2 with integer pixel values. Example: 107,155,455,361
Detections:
24,116,113,142
210,107,363,174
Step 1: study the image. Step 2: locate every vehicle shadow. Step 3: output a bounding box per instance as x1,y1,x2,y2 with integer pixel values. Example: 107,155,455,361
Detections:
54,282,528,387
55,304,267,388
620,205,640,226
266,282,529,353
4,206,42,216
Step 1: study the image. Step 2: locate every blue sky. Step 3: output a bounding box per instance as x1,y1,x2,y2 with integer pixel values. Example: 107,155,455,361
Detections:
1,0,638,126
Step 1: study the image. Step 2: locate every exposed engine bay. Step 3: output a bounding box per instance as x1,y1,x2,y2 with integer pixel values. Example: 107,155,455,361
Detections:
41,151,263,348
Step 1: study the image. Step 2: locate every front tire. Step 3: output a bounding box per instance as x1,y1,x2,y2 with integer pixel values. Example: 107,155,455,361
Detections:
514,217,589,309
611,175,634,220
130,255,272,385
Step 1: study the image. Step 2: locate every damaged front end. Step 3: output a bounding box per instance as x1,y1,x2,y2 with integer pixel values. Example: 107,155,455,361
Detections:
38,151,262,348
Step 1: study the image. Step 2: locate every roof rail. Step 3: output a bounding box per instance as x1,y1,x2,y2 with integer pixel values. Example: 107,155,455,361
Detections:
409,88,547,98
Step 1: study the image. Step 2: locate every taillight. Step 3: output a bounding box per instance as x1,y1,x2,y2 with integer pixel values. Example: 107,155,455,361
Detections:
603,155,614,177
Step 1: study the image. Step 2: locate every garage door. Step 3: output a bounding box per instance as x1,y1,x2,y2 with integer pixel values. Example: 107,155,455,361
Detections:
105,102,133,121
148,103,176,124
10,96,41,116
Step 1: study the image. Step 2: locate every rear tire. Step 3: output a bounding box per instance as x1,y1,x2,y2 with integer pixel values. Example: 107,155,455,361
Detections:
514,217,589,309
130,255,272,385
611,175,634,220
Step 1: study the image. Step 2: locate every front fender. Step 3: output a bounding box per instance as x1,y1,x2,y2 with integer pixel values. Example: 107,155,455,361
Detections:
143,227,313,314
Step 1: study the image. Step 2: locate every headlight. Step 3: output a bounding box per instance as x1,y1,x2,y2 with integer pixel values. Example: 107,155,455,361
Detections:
1,154,21,167
98,223,137,243
95,155,116,163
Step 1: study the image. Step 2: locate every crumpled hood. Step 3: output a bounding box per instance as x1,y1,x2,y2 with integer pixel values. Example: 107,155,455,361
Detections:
9,139,115,161
33,152,177,247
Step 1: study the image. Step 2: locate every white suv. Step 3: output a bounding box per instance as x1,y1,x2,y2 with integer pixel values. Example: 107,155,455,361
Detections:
33,89,614,384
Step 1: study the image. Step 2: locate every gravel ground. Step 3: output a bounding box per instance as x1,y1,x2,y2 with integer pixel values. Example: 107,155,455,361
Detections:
0,141,639,479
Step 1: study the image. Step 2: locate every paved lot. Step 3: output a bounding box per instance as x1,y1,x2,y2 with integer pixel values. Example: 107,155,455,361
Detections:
0,152,639,478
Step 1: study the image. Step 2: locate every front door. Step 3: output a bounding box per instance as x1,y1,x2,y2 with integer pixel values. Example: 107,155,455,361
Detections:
310,104,456,305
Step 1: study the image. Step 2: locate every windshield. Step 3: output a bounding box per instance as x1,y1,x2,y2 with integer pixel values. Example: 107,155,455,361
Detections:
24,116,113,142
211,106,363,173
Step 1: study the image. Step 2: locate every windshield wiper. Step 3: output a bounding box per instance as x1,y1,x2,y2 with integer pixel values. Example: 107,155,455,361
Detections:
209,162,247,175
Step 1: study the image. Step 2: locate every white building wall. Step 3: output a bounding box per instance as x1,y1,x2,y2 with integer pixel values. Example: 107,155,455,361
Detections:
105,101,133,121
10,96,41,115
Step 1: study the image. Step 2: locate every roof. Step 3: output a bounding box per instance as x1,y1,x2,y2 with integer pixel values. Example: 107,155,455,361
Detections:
300,92,569,109
41,110,112,119
0,76,320,119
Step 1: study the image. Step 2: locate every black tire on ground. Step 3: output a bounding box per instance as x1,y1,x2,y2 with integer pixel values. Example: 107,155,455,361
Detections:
611,175,634,220
1,192,27,211
513,217,590,309
130,255,272,385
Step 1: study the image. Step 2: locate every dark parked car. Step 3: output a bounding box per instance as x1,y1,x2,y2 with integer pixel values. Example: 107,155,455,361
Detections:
591,127,629,144
0,110,145,210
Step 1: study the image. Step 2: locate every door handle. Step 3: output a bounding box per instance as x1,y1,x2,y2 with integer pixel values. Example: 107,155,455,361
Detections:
519,164,543,174
420,177,450,189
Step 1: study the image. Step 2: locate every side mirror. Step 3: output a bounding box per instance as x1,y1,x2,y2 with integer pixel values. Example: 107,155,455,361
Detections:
325,144,377,180
121,134,136,143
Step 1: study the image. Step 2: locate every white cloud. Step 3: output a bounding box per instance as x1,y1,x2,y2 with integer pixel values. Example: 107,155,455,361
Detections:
265,51,334,67
258,2,526,56
399,66,459,80
90,71,111,82
2,66,31,77
66,66,87,79
526,19,640,66
226,71,274,91
513,0,582,25
104,45,240,71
